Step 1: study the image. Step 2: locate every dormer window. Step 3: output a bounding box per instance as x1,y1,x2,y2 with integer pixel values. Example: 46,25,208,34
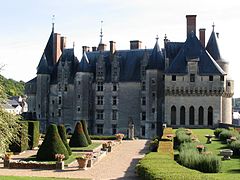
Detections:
190,74,195,82
172,75,176,81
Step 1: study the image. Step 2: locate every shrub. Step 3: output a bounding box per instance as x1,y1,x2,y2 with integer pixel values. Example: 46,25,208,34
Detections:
9,121,29,152
228,140,240,156
149,139,159,152
136,152,212,180
36,124,69,161
28,121,40,149
175,131,192,146
219,129,238,142
214,128,224,138
69,122,89,147
57,124,72,155
90,135,116,140
81,120,92,144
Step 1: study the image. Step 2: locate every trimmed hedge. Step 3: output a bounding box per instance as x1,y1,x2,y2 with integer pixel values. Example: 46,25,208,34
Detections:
28,121,40,149
228,140,240,156
69,122,89,147
9,121,29,152
81,120,92,144
57,124,72,155
219,129,238,142
214,128,224,138
90,135,116,140
37,124,69,161
149,139,159,152
136,153,213,180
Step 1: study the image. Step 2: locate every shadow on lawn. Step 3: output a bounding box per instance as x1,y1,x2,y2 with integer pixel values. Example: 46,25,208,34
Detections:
226,169,240,173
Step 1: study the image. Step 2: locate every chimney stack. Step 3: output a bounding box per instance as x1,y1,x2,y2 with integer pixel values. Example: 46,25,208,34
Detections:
92,46,97,51
130,40,142,50
110,41,116,54
60,36,66,52
82,46,88,54
199,28,206,47
53,33,61,64
186,15,197,37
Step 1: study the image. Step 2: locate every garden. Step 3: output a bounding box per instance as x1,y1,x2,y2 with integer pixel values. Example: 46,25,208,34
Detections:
136,127,240,180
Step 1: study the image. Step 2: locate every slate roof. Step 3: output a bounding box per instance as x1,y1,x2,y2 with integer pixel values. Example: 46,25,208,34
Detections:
146,40,165,70
165,32,225,75
206,30,221,61
37,54,50,74
78,52,92,72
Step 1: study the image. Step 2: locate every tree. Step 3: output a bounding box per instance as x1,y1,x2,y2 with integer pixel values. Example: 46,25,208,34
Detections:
81,120,92,144
37,124,69,161
57,124,72,155
0,74,21,154
69,122,89,147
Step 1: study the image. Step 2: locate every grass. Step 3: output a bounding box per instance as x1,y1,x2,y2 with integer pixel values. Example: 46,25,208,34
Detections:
71,142,102,152
190,129,240,179
0,176,89,180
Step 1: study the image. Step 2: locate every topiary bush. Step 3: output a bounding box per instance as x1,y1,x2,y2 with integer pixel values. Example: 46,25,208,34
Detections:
175,129,192,148
9,121,29,152
219,129,238,142
28,121,40,149
228,140,240,156
69,122,89,147
57,124,72,155
214,128,224,138
81,120,92,144
36,124,69,161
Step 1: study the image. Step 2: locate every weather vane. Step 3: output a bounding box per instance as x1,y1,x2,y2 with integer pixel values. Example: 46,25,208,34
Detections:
52,15,55,29
100,20,103,44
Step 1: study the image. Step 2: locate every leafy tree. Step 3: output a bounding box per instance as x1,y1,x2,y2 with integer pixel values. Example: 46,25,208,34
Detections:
37,124,69,161
57,124,72,155
69,122,89,147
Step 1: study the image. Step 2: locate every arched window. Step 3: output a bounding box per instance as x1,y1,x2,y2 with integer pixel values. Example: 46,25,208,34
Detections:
171,106,176,125
180,106,185,125
198,106,204,125
208,106,213,126
189,106,195,125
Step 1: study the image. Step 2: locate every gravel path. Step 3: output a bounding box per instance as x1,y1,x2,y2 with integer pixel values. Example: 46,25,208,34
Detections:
0,140,149,180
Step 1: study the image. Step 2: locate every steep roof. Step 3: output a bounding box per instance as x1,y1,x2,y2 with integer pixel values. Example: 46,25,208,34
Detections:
146,40,164,70
37,54,50,74
78,52,91,72
206,30,221,61
165,32,225,75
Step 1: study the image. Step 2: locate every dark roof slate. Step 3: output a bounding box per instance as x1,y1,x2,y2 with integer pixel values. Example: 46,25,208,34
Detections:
165,32,225,75
37,54,50,74
78,52,91,72
206,30,221,61
146,40,164,70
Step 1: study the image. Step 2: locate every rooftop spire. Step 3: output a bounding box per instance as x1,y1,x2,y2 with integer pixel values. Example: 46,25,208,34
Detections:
52,15,55,31
156,35,159,41
99,20,103,44
212,22,215,32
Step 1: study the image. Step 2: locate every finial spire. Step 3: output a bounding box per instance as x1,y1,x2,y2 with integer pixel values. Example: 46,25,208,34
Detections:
99,20,103,44
212,22,215,31
156,35,159,41
73,41,75,49
52,15,55,31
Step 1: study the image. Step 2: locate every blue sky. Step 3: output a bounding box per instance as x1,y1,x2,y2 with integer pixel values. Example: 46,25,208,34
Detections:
0,0,240,96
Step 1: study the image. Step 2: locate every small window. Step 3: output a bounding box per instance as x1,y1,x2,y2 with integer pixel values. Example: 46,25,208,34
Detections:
209,75,213,81
97,96,104,105
151,123,155,129
220,76,224,81
97,82,103,91
172,75,176,81
113,83,117,91
112,110,117,120
78,81,81,85
58,109,61,117
58,97,62,104
96,110,104,120
112,96,117,105
96,124,104,134
52,100,55,104
52,112,54,117
152,92,155,98
228,82,231,86
77,107,80,112
141,81,146,91
78,95,80,98
151,78,156,85
142,97,146,105
152,108,155,113
38,104,40,108
64,84,68,91
190,74,195,82
112,124,117,135
141,126,145,136
162,75,165,80
142,112,146,121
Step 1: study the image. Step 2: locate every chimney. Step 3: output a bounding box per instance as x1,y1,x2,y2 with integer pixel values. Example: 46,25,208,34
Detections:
199,28,206,47
92,46,97,51
53,33,61,63
186,15,197,37
82,46,88,54
97,44,107,52
60,36,66,52
110,41,116,54
130,40,142,50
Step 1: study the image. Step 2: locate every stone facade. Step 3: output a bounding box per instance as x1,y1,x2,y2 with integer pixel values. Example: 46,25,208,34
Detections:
25,15,234,138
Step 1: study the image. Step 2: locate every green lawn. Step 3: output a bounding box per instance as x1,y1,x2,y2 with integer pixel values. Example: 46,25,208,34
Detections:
190,129,240,179
0,176,89,180
71,142,102,152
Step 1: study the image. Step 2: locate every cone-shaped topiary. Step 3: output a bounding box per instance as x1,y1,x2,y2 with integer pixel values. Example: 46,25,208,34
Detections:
69,122,89,147
81,120,92,144
57,124,72,155
36,124,69,161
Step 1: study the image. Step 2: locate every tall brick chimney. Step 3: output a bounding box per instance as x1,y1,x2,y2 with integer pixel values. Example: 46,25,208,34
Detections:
92,46,97,51
60,36,66,52
199,28,206,47
110,41,116,54
53,33,61,64
186,15,197,37
82,46,89,54
130,40,142,50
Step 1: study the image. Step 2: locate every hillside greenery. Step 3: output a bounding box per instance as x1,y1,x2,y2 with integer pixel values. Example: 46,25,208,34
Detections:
0,74,25,97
